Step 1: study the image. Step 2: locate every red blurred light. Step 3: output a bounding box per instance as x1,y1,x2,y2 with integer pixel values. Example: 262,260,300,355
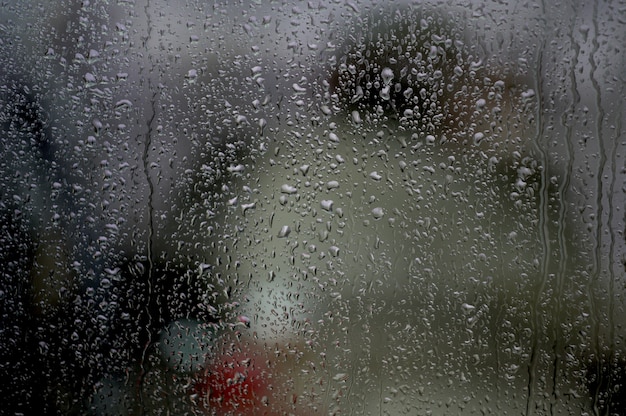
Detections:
195,343,273,415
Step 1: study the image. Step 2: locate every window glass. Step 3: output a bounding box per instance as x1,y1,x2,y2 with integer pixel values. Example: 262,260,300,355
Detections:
1,1,625,414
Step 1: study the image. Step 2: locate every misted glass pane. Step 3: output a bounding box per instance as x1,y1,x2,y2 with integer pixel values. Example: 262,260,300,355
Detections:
1,1,624,415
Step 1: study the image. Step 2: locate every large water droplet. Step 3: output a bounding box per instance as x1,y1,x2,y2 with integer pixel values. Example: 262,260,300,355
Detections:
381,67,394,85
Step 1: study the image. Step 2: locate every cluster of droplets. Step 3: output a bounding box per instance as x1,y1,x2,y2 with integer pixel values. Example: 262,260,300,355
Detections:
331,8,470,135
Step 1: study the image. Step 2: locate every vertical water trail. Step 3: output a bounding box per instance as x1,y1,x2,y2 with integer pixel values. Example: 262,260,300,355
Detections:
550,3,580,412
594,20,624,414
138,0,156,411
526,2,549,414
587,2,607,414
604,60,623,416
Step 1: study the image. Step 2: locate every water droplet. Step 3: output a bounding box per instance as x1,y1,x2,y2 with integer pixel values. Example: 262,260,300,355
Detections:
237,315,251,327
429,45,438,59
92,119,103,133
281,184,297,194
321,200,334,212
227,164,245,174
333,373,348,382
278,225,291,238
292,83,306,93
381,67,394,85
461,303,475,313
84,72,96,83
241,202,256,214
379,85,391,101
326,181,339,190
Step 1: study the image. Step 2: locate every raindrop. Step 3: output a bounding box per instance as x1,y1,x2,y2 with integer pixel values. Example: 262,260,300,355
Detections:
281,184,298,194
292,83,306,93
326,181,339,190
379,85,391,101
278,225,291,238
321,200,334,212
381,67,394,85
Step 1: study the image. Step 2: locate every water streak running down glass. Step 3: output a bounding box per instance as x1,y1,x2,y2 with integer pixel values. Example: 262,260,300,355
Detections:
1,1,624,414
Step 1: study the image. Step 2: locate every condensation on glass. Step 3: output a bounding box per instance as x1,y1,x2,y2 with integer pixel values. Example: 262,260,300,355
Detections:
1,1,624,415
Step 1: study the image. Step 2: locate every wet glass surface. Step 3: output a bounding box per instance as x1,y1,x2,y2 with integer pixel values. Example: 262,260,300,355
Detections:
1,1,625,414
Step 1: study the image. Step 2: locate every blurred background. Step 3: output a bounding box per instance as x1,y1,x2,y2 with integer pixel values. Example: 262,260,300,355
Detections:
1,0,625,415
